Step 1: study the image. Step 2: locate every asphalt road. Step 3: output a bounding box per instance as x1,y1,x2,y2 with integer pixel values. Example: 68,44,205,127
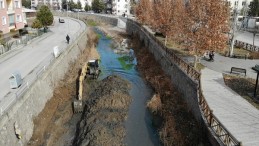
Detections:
0,17,85,109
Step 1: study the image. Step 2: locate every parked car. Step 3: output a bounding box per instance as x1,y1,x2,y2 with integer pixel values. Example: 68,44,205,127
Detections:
59,18,65,23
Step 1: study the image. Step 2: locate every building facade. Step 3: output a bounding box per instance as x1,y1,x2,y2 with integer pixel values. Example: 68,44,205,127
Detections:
31,0,61,10
227,0,252,12
112,0,130,16
0,0,24,35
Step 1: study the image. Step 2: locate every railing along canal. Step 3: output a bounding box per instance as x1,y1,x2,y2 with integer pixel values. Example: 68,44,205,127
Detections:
127,19,241,146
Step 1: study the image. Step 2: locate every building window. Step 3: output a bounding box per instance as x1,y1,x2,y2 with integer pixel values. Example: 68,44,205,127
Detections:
2,16,6,25
242,1,246,6
16,14,21,22
118,0,120,2
125,0,127,2
0,1,4,9
15,1,20,8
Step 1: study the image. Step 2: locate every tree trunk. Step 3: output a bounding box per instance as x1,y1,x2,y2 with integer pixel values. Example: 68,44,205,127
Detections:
194,55,198,68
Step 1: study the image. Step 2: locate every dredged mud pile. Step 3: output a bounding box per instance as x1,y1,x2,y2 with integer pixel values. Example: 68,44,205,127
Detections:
73,75,132,146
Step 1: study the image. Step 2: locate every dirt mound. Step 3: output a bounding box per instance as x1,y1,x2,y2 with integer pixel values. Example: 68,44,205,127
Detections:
73,75,131,146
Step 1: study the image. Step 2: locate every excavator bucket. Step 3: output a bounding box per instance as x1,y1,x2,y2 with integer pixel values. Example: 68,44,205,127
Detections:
73,100,83,113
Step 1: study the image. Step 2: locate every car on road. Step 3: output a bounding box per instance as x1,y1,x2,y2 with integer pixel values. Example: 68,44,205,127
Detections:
59,18,65,23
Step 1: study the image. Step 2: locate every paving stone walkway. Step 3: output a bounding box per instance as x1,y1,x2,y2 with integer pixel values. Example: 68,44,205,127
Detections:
200,65,259,146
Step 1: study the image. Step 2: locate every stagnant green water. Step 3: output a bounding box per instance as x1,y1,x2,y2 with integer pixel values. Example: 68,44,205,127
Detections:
96,29,160,146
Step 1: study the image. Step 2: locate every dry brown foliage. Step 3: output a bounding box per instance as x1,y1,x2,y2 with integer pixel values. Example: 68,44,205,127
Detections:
135,0,230,55
131,35,209,146
135,0,154,25
147,94,162,114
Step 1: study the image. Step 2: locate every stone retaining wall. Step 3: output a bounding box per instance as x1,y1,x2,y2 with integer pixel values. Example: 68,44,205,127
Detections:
53,12,118,26
126,20,221,145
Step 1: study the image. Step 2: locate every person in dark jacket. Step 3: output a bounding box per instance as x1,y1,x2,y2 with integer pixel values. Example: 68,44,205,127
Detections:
66,34,70,44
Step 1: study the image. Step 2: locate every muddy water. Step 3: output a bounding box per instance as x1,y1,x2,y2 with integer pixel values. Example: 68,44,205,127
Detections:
96,29,160,146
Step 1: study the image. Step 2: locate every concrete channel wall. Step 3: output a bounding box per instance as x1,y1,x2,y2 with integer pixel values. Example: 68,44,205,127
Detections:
0,14,118,146
126,20,221,145
127,21,201,121
0,30,88,146
54,12,118,26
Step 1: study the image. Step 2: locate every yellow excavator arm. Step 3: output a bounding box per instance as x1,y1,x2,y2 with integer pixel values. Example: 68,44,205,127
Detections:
78,63,88,101
73,59,100,113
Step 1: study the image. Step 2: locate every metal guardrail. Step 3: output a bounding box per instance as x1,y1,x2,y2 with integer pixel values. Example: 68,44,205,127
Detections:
130,19,200,81
127,19,241,146
0,32,45,55
0,17,85,117
235,40,259,52
198,82,241,146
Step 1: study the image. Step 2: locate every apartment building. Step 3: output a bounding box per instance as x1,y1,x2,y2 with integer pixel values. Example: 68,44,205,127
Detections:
0,0,24,36
112,0,130,16
31,0,61,10
227,0,252,10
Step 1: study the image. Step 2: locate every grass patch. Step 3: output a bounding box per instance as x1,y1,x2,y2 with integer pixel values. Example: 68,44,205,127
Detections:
224,74,259,109
106,35,112,39
195,63,205,71
97,34,102,39
110,42,117,49
87,20,98,26
155,36,191,57
117,56,134,70
219,47,250,56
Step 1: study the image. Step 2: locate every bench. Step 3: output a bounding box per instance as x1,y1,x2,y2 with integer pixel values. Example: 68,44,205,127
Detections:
230,67,246,76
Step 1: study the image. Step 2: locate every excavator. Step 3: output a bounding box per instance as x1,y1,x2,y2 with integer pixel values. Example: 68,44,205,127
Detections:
73,59,101,113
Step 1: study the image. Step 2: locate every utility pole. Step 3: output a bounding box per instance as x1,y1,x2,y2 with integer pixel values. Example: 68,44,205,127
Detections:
67,0,68,17
67,0,70,34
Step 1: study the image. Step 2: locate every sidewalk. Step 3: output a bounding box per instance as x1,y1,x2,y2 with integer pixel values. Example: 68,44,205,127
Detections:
201,53,259,79
201,68,259,146
0,31,53,62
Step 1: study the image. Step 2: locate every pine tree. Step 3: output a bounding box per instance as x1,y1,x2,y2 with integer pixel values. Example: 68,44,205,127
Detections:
92,0,105,13
248,0,259,17
36,5,54,28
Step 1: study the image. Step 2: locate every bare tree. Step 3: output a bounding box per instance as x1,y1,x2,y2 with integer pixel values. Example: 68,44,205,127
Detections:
152,0,174,36
183,0,229,55
135,0,153,24
135,0,230,55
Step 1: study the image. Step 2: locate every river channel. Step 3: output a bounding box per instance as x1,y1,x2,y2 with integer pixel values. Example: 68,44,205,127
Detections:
95,29,160,146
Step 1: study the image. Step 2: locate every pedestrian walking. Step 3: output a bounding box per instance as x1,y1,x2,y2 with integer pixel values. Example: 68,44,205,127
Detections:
66,34,70,44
